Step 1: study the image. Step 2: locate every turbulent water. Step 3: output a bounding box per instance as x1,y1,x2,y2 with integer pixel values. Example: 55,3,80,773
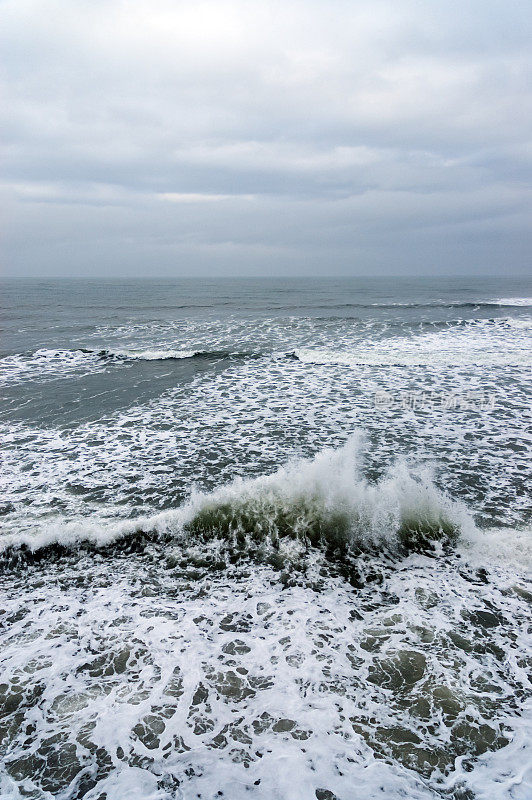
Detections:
0,276,531,800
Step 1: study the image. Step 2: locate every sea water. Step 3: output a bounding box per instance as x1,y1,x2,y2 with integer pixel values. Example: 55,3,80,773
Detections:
0,276,531,799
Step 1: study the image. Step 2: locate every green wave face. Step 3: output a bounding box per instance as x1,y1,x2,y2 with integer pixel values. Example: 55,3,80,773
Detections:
183,441,465,559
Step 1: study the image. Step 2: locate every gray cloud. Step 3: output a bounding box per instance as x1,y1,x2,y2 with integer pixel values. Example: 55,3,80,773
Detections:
1,0,531,276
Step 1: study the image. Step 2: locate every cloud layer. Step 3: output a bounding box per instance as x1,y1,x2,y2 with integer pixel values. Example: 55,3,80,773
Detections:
2,0,531,276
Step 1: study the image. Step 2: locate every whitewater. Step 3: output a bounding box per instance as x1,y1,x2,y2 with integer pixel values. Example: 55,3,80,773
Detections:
0,276,531,800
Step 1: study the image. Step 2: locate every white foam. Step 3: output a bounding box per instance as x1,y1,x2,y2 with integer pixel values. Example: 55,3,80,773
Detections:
111,348,197,360
0,348,105,386
495,297,532,306
0,536,530,800
445,706,532,800
294,344,531,367
0,346,200,387
459,525,532,575
82,766,165,800
503,316,532,329
294,317,532,367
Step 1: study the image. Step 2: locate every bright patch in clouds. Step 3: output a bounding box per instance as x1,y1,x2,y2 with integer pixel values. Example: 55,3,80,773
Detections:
1,0,531,275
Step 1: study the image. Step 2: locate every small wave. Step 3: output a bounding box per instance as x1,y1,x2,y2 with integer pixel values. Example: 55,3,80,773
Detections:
0,435,474,567
90,347,260,362
258,300,532,310
414,317,531,331
101,348,198,361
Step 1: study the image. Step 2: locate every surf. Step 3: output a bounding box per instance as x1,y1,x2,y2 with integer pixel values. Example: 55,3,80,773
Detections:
0,435,473,568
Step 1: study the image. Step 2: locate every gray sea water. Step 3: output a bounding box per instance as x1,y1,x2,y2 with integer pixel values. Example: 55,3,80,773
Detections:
0,276,531,799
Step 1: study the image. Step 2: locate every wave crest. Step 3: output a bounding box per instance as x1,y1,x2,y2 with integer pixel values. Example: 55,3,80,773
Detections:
181,436,467,556
0,436,476,568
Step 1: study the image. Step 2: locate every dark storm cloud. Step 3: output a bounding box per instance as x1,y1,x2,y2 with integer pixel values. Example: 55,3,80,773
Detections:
1,0,531,275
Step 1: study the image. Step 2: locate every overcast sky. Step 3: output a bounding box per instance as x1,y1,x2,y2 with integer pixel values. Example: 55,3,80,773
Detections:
2,0,531,277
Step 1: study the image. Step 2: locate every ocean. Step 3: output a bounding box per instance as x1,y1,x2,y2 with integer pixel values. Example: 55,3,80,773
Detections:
0,276,531,800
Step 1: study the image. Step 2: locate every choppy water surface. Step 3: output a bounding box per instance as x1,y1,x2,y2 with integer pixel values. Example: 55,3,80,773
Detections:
0,277,531,799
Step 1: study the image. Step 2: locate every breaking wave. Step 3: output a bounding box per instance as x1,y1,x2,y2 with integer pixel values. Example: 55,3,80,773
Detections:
0,436,476,567
104,347,198,360
96,347,253,361
180,435,470,554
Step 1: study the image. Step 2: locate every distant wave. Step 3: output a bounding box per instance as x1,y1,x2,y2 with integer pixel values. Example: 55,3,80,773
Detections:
371,299,532,309
0,347,261,384
493,297,532,306
280,300,532,310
